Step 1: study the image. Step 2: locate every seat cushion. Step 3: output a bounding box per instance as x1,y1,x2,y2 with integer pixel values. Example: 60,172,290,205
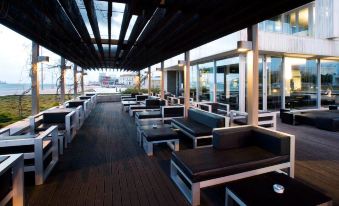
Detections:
172,146,289,182
188,109,225,128
135,111,162,119
143,127,177,141
36,123,65,131
172,118,212,136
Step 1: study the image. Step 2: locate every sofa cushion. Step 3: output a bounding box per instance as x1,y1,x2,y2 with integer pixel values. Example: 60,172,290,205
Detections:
36,123,66,131
172,146,289,182
252,130,290,156
143,127,177,141
162,107,184,118
188,109,225,128
172,118,212,136
135,111,162,119
67,101,85,108
42,112,69,124
213,127,253,150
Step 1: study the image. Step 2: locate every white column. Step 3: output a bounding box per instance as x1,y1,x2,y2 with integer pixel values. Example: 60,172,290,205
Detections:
31,42,40,115
161,61,165,99
184,51,190,117
73,64,78,98
262,56,268,111
280,57,286,109
81,69,85,95
239,54,246,113
60,57,66,103
148,66,151,95
246,24,259,126
316,58,321,108
213,60,217,102
196,65,200,102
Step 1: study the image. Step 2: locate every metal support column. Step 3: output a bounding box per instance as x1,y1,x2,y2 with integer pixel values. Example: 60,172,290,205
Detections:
148,66,151,95
81,69,85,95
316,58,321,108
246,25,259,126
213,60,217,102
60,57,66,103
73,64,78,98
31,42,40,115
184,51,191,117
161,62,165,99
239,54,246,113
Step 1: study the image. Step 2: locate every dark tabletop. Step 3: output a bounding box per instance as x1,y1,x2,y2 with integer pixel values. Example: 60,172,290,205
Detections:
226,172,331,206
139,124,171,131
122,101,138,105
143,127,177,141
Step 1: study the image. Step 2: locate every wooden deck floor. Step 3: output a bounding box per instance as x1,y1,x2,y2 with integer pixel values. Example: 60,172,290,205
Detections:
25,103,339,206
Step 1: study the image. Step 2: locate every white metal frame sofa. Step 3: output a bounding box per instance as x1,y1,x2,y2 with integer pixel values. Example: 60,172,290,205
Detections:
85,93,97,106
79,96,94,111
171,125,295,205
230,110,277,130
171,108,229,148
0,126,59,185
129,99,166,117
64,100,89,127
197,102,230,116
0,153,24,206
29,110,77,153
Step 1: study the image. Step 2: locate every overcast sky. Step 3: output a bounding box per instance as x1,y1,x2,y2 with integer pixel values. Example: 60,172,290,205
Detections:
0,24,135,84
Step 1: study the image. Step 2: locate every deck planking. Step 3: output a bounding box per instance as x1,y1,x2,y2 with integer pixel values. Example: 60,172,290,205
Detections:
25,103,339,206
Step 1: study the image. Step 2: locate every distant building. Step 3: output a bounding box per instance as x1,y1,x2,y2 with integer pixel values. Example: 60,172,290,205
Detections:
99,73,118,87
119,74,137,87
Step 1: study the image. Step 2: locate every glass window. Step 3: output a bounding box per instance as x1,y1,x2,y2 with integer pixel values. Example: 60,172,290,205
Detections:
267,57,282,110
258,57,264,110
198,62,214,101
298,7,309,35
216,57,240,110
284,57,317,109
320,60,339,106
190,66,198,100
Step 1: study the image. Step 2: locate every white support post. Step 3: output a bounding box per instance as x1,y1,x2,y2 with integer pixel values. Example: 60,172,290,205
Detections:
60,57,66,103
196,65,200,102
239,54,246,113
161,61,165,99
213,60,217,102
148,66,151,95
31,41,40,115
73,64,78,98
262,55,268,111
246,25,259,126
184,51,191,117
316,58,321,108
81,69,85,95
281,57,286,109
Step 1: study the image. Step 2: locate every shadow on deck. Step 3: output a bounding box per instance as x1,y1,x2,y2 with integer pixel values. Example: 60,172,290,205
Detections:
25,102,339,206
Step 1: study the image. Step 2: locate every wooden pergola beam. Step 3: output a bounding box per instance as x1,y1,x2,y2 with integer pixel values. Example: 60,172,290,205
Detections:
115,4,132,62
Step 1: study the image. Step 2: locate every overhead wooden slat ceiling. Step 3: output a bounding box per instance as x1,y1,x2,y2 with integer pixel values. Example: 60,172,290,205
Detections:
0,0,313,71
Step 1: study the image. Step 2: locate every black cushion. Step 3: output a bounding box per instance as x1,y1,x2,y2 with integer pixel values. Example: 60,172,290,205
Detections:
172,118,212,136
86,94,95,96
162,107,184,117
213,127,253,150
143,127,177,141
135,111,162,119
172,146,289,182
43,112,69,124
67,101,85,108
79,96,91,100
188,108,225,128
36,123,66,131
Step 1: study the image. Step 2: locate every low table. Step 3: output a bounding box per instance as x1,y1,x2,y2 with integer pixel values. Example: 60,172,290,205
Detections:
121,101,138,111
137,123,171,145
225,172,332,206
142,127,179,156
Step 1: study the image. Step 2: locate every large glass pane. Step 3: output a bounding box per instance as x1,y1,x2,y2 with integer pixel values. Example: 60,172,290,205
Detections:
267,57,282,110
190,66,198,100
258,57,263,110
298,7,309,36
216,57,240,110
198,62,214,101
320,60,339,106
284,57,317,109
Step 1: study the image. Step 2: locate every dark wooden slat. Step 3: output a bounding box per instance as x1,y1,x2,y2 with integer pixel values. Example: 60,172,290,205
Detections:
115,4,132,63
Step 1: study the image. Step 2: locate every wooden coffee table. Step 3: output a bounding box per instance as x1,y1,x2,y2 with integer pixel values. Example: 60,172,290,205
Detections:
225,172,332,206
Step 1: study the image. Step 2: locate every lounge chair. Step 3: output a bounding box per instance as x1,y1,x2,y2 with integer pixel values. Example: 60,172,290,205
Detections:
64,100,89,126
171,108,229,148
0,126,59,185
171,125,295,205
197,102,229,116
0,154,24,206
129,99,166,117
230,110,277,130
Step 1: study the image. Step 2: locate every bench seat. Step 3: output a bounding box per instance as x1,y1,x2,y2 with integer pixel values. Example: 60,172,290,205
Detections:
171,118,212,136
135,111,162,119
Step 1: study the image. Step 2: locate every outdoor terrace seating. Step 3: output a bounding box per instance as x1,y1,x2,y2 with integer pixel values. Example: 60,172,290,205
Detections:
197,102,230,116
135,105,185,126
230,110,277,130
0,154,24,206
0,126,59,185
64,101,88,126
171,125,295,206
129,99,166,117
29,109,77,153
171,108,229,148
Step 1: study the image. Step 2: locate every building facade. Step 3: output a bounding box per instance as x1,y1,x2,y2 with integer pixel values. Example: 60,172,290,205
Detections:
163,0,339,112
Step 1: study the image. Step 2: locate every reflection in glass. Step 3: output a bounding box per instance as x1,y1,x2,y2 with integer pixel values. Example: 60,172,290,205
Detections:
198,62,214,101
190,66,198,99
267,57,282,110
284,57,317,109
320,60,339,106
216,57,239,110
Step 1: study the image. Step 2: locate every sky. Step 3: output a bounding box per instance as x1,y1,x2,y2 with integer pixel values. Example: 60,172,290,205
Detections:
0,24,135,84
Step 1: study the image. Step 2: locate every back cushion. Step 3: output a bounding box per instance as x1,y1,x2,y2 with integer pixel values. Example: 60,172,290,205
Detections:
188,109,225,128
253,130,290,156
145,99,160,108
162,107,184,117
43,112,68,124
212,127,253,150
68,101,84,108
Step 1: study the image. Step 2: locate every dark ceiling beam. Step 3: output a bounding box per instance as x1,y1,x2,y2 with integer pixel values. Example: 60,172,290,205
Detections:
115,3,132,63
108,0,112,58
83,0,105,67
58,0,100,66
90,38,121,44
